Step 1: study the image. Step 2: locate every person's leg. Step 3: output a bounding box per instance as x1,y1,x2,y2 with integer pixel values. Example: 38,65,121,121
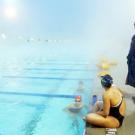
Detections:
92,101,103,112
85,113,119,128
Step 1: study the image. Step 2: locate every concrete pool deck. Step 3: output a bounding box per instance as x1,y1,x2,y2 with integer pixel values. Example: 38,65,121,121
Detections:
85,61,135,135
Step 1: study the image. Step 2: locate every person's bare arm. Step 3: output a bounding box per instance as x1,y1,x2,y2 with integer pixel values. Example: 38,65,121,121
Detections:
96,93,110,117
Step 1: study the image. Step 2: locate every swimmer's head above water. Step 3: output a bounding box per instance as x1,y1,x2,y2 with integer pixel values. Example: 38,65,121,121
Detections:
67,96,82,113
75,95,81,102
101,74,113,88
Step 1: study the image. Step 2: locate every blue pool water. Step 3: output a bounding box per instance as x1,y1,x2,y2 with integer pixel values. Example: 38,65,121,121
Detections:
0,58,96,135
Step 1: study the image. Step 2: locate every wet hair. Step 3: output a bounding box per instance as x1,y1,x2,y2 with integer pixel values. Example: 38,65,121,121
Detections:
101,74,113,88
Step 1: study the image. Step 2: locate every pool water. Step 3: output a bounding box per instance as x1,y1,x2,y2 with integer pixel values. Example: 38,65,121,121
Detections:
0,58,96,135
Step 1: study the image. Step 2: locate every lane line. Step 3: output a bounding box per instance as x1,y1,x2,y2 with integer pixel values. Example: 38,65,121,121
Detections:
0,91,79,98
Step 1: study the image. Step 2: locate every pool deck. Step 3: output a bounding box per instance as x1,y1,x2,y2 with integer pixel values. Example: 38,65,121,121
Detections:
85,62,135,135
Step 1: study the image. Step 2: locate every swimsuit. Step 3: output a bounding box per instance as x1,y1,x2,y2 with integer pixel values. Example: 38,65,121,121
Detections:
109,97,124,126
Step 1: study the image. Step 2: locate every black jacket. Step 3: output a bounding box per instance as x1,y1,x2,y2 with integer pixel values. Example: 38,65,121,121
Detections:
126,35,135,87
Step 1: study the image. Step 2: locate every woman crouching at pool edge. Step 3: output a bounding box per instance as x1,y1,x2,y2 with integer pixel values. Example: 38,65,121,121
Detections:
83,74,126,128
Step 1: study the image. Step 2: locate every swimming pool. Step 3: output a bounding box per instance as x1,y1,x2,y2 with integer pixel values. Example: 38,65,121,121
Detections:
0,58,96,135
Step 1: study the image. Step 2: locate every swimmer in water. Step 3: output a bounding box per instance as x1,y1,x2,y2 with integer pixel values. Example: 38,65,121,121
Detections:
77,81,85,92
63,95,86,115
67,96,83,113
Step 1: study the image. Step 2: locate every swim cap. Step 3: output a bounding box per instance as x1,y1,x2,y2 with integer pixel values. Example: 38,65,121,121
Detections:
75,95,81,102
101,74,113,87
